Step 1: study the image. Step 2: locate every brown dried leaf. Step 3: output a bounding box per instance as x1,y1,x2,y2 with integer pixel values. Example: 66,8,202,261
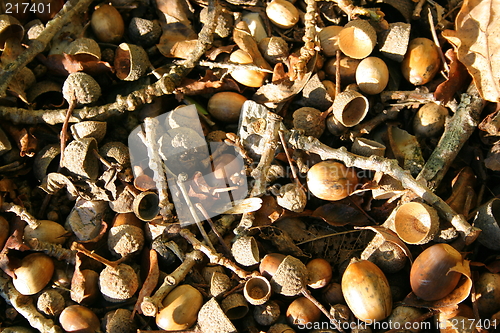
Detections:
70,253,86,304
442,0,500,102
358,225,413,262
478,104,500,136
157,22,197,59
41,53,113,77
313,202,369,227
484,141,500,171
3,126,37,158
132,249,159,317
206,45,236,61
434,49,471,105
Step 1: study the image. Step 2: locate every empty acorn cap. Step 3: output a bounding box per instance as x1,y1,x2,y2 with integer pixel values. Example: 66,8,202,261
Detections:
231,236,260,267
338,19,377,59
99,141,130,166
65,37,101,59
132,191,160,221
115,43,150,81
351,138,386,157
70,121,107,142
62,72,101,105
244,276,272,305
197,298,237,333
210,272,231,298
62,138,99,179
0,15,24,51
473,198,500,251
394,202,440,245
33,144,60,181
270,255,308,296
221,293,249,320
27,80,63,105
332,90,369,127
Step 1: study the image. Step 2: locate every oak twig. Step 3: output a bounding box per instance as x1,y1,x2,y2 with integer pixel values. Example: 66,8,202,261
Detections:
141,250,204,317
417,83,486,190
0,272,63,333
287,132,480,245
0,0,94,97
2,202,40,229
28,239,76,264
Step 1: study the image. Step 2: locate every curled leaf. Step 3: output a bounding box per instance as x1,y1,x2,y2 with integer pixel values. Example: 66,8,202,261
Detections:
313,202,369,227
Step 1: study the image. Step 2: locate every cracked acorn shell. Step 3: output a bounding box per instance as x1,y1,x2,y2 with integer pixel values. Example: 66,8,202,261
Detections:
394,202,440,245
338,20,377,59
115,43,150,81
410,243,462,301
341,259,392,322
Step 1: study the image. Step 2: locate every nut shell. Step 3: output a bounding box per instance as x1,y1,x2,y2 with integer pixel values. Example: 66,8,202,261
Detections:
90,4,124,43
98,264,139,302
13,253,54,295
244,276,272,305
62,138,99,180
270,255,308,296
266,0,299,29
115,43,150,81
286,296,321,327
394,202,440,245
319,25,343,57
307,160,359,201
338,20,377,59
66,37,101,60
62,72,101,105
59,305,100,333
331,90,369,127
208,91,247,123
356,57,389,95
197,298,238,333
0,15,24,51
231,236,260,266
156,284,203,331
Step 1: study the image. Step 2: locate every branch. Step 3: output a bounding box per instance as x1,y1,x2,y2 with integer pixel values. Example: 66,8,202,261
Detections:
0,272,63,333
417,83,486,190
0,0,95,97
288,132,480,245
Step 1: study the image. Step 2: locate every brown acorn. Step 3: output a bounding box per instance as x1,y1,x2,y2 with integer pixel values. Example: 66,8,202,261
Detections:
90,4,124,44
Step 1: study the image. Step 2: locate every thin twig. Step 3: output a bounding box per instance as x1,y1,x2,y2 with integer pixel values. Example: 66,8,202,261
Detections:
59,97,76,169
427,8,449,75
2,202,40,229
195,203,232,257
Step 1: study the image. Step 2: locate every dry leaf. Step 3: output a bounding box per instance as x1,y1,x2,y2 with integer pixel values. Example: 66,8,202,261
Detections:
313,202,369,227
40,53,113,77
434,49,471,105
132,249,159,317
442,0,500,102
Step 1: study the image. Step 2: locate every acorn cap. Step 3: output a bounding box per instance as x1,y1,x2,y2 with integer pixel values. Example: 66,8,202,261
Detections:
115,43,150,81
394,202,440,245
62,138,99,180
132,191,160,221
332,89,369,127
65,37,101,59
99,141,130,167
338,19,377,59
27,80,63,105
128,17,161,47
70,121,107,142
33,144,60,181
270,255,308,296
197,298,237,333
221,293,249,320
244,275,272,305
62,72,101,105
209,272,231,298
0,15,24,51
231,236,260,267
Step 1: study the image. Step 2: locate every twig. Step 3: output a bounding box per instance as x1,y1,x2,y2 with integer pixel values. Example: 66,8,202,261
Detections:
291,0,317,81
287,131,480,245
140,250,204,317
180,229,256,279
28,239,76,264
195,203,232,257
70,242,128,269
197,60,273,73
380,90,435,104
233,21,272,72
412,0,426,20
2,202,40,229
0,272,63,333
59,96,76,169
427,8,449,75
0,0,94,97
301,289,344,333
417,83,486,190
335,50,341,97
347,106,402,140
329,0,385,21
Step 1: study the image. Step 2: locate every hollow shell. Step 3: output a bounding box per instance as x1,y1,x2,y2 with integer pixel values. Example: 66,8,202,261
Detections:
266,0,299,29
244,276,271,305
331,90,369,127
341,260,392,322
410,243,462,301
401,38,441,85
156,284,203,331
356,57,389,95
0,15,24,51
232,236,260,266
338,20,377,59
115,43,150,81
394,202,440,245
62,138,99,180
13,253,54,295
66,37,101,60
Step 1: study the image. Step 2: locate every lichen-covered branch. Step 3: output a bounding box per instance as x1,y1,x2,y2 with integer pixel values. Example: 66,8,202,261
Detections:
288,132,480,245
417,83,486,190
0,0,94,97
0,272,63,333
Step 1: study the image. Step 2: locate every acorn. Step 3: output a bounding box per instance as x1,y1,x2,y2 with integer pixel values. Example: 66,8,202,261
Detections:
394,202,440,245
268,323,296,333
355,57,389,95
475,272,500,317
71,269,100,305
341,259,392,322
24,219,68,245
207,91,247,123
156,284,203,330
103,309,136,333
98,263,139,302
266,0,299,29
90,4,124,43
413,102,448,137
260,253,286,278
338,20,377,59
287,296,321,327
322,282,345,304
324,56,361,85
128,17,161,47
319,25,343,57
410,243,462,301
12,253,54,295
307,258,333,289
386,306,423,333
59,305,100,333
307,160,359,201
401,38,441,85
270,255,309,296
292,107,326,138
108,213,145,258
230,49,267,88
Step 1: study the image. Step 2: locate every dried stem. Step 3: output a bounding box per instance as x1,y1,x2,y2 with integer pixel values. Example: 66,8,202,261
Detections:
180,229,255,279
301,289,344,333
327,0,385,20
197,60,273,73
0,0,94,97
291,0,317,80
2,202,40,229
427,8,449,75
70,242,127,268
195,203,232,257
0,272,63,333
278,130,299,184
347,106,402,140
287,131,480,245
28,239,76,264
59,97,76,169
380,90,435,104
417,83,486,190
250,112,283,196
141,250,204,317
